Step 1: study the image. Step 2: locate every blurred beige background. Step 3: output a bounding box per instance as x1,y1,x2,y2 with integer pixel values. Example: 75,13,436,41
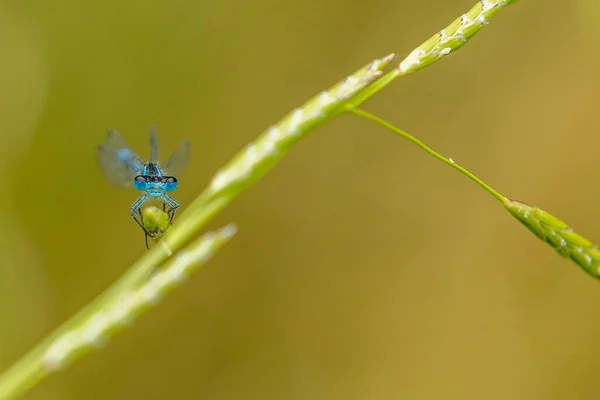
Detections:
1,0,600,399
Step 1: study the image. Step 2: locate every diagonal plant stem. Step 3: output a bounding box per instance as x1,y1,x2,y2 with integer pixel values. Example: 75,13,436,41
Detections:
351,108,600,281
0,224,238,400
349,108,506,204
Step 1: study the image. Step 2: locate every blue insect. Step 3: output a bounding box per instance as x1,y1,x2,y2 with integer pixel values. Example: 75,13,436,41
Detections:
96,127,190,247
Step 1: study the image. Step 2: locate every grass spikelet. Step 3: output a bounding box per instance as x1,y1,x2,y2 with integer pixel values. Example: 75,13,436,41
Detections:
42,224,237,372
346,0,517,109
0,224,236,399
505,199,600,279
398,0,519,75
202,54,395,200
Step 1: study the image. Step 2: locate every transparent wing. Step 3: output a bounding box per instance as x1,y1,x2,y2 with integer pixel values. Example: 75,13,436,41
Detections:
162,140,190,178
96,130,145,188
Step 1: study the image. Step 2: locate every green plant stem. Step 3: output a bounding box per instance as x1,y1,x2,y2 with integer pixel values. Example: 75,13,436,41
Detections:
0,55,393,400
350,108,507,205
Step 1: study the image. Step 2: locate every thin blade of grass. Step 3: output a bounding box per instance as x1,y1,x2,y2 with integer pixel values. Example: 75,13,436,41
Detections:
0,225,237,400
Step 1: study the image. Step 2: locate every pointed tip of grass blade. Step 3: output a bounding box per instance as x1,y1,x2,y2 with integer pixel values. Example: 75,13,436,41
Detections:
219,223,238,240
505,199,600,280
374,53,396,70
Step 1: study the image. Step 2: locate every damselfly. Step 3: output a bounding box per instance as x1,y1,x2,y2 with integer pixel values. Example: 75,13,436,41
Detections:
97,127,190,247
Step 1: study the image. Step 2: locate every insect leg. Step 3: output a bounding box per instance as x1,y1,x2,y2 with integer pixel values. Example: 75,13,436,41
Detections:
162,195,180,224
130,195,148,230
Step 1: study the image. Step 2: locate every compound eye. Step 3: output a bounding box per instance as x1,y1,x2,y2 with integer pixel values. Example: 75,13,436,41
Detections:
134,175,148,191
164,176,178,192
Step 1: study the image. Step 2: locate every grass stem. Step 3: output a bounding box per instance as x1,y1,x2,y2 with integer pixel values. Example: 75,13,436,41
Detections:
350,107,507,204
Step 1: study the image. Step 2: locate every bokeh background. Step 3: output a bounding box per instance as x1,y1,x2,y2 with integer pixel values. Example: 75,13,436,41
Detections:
1,0,600,399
